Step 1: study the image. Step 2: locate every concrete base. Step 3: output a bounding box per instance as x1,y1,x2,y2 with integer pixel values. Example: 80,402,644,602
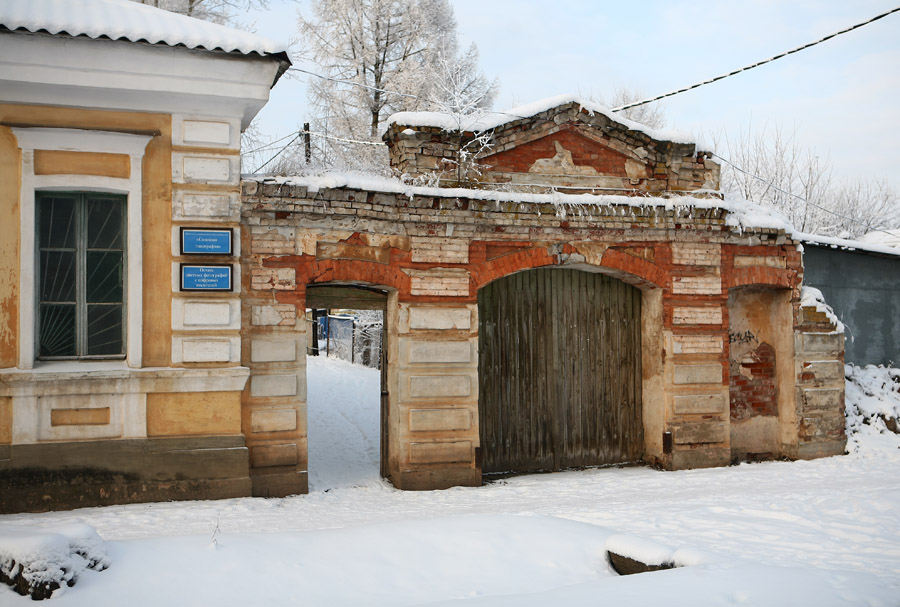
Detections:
390,467,482,491
0,436,252,513
730,417,779,462
250,467,308,497
669,447,731,470
786,440,847,460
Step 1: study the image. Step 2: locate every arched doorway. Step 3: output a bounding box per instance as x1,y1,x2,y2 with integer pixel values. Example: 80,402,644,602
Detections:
305,284,390,487
477,268,643,475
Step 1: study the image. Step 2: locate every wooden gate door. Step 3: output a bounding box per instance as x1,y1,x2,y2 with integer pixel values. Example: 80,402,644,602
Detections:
477,268,643,475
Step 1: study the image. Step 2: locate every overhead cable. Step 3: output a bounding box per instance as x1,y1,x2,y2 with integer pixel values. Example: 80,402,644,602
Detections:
612,6,900,112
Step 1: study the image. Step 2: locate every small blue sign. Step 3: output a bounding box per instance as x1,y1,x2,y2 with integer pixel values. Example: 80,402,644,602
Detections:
181,228,232,255
181,264,232,291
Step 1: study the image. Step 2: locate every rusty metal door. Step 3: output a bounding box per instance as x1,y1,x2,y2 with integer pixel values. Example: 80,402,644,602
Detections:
477,268,643,475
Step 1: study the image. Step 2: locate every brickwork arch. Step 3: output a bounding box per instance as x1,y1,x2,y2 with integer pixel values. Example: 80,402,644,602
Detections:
469,242,667,297
264,255,412,303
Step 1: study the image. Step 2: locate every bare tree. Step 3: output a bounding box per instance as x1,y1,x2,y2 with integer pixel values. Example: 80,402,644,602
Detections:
297,0,496,172
608,87,667,130
714,124,900,238
407,42,498,186
584,87,667,130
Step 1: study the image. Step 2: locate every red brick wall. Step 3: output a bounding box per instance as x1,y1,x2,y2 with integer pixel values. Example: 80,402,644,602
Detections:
483,129,634,176
729,341,777,419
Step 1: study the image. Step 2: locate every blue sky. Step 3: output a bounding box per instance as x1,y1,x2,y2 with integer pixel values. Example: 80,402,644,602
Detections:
250,1,900,187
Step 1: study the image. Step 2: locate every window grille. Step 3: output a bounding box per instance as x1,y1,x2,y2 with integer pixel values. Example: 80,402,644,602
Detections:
37,192,126,359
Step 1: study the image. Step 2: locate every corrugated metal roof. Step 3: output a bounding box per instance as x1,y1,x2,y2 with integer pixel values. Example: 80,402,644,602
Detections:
0,0,288,57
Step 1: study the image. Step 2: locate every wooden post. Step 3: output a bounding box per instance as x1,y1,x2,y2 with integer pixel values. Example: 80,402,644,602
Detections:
303,122,311,164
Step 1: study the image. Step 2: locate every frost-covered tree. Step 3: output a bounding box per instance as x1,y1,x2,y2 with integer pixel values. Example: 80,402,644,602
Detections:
606,87,667,130
412,41,498,185
297,0,496,172
131,0,268,26
715,124,900,238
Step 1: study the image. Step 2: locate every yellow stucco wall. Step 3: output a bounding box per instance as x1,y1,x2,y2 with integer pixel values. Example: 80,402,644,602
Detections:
0,128,20,367
34,150,131,179
0,103,173,367
0,396,11,444
146,391,242,436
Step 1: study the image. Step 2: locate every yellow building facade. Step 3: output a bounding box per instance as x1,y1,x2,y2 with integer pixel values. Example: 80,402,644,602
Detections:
0,0,289,512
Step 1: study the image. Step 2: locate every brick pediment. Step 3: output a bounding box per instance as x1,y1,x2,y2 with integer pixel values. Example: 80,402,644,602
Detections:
384,96,721,194
483,128,649,180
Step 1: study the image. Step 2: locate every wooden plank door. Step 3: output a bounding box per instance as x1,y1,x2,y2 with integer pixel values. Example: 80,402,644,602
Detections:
477,268,643,475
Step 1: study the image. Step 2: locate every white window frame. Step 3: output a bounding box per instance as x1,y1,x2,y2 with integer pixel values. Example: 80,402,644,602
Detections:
12,128,152,370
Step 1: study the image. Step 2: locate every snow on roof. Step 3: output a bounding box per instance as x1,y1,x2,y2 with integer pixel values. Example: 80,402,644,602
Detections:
858,228,900,249
249,172,793,234
0,0,288,57
384,94,698,147
796,231,900,258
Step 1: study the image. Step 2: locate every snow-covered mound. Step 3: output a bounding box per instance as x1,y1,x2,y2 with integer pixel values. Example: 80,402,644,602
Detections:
0,522,108,600
845,364,900,455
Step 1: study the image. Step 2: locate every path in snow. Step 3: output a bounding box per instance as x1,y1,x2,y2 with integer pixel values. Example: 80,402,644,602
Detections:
306,355,381,491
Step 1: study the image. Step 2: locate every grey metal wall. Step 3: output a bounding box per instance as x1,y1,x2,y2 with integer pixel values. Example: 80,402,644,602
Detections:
802,245,900,366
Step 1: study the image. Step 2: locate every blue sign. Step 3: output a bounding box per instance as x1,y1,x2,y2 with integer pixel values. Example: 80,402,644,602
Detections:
181,264,232,291
181,228,232,255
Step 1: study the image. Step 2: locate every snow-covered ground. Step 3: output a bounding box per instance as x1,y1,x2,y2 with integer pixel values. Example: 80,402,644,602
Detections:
306,355,381,491
1,359,899,605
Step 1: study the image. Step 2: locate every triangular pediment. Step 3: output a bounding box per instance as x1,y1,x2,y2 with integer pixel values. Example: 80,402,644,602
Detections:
482,127,651,181
384,96,717,194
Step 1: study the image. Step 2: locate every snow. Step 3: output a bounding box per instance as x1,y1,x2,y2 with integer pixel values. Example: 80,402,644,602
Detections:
306,355,381,491
858,228,900,249
845,364,900,455
384,94,698,146
0,0,287,57
0,522,108,598
253,173,797,234
1,357,899,605
795,231,900,258
604,534,677,566
800,286,845,334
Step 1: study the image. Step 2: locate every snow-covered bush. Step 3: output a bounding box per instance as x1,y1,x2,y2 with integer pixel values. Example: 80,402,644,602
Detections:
845,364,900,454
0,522,109,600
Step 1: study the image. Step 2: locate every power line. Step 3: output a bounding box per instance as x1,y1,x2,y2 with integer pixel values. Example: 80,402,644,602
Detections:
288,66,420,100
613,6,900,112
248,128,385,174
288,66,531,123
243,129,301,155
252,132,302,173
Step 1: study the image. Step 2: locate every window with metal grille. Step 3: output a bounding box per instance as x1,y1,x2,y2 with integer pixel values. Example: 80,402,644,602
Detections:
37,192,126,359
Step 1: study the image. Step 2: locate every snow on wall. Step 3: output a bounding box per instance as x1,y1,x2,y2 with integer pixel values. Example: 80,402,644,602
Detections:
384,94,698,146
0,0,287,56
250,172,795,234
800,286,845,334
